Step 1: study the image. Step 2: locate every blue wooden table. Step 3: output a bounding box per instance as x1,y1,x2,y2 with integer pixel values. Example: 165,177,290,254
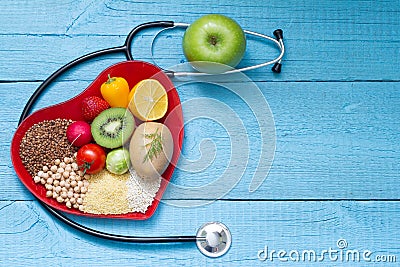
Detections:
1,0,399,266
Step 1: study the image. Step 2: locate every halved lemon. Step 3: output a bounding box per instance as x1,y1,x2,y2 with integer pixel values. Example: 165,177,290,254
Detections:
128,79,168,121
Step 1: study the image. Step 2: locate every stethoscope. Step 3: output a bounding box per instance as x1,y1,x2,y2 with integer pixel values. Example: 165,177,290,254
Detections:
18,21,285,258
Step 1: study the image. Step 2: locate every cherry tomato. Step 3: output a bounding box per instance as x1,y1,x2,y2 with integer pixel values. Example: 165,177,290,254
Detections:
76,144,106,174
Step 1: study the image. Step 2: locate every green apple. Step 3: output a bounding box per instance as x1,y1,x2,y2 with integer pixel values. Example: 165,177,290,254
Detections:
182,14,246,74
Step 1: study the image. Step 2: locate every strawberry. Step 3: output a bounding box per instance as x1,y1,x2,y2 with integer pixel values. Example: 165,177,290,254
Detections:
81,96,110,122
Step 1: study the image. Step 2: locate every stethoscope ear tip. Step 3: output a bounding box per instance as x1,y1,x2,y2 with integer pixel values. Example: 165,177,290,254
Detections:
272,62,282,73
273,29,283,40
196,222,232,258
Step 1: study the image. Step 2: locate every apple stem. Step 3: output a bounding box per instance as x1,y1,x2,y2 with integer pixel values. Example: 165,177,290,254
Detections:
209,36,218,46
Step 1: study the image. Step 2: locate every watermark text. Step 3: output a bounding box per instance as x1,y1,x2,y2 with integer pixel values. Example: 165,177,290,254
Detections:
258,239,397,263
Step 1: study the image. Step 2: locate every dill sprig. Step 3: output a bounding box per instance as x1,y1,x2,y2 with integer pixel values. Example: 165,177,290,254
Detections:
143,128,163,163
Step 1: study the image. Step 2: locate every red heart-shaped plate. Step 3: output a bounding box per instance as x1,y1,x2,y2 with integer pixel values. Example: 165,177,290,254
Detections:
10,60,183,220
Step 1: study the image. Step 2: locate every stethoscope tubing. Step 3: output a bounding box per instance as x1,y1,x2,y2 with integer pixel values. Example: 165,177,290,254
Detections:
164,23,284,76
19,21,175,124
18,20,284,244
43,201,197,243
19,21,198,243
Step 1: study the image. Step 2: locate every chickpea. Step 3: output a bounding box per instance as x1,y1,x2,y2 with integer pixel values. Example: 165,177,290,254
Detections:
42,166,49,172
71,162,78,170
46,178,54,185
66,201,72,209
63,171,70,178
56,196,64,203
60,162,66,169
57,167,64,174
46,191,53,198
53,180,60,187
37,171,44,177
54,159,61,165
78,205,84,212
34,176,41,183
65,165,72,172
50,165,58,173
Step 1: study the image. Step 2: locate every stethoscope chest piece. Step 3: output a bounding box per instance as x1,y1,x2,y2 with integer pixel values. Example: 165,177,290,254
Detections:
15,20,283,258
196,222,232,258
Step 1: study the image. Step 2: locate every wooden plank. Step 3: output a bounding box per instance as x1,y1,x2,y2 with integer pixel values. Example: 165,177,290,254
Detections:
0,32,398,82
3,81,399,200
0,200,398,266
1,0,399,266
1,0,398,37
0,0,399,82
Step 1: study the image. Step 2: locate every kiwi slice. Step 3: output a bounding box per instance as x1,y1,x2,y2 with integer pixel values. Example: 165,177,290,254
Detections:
91,107,135,149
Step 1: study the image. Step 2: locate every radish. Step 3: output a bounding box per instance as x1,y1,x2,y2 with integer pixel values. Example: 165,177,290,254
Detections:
66,121,92,147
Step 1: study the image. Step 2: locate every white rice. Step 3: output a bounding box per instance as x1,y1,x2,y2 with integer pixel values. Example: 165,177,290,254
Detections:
126,169,161,213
